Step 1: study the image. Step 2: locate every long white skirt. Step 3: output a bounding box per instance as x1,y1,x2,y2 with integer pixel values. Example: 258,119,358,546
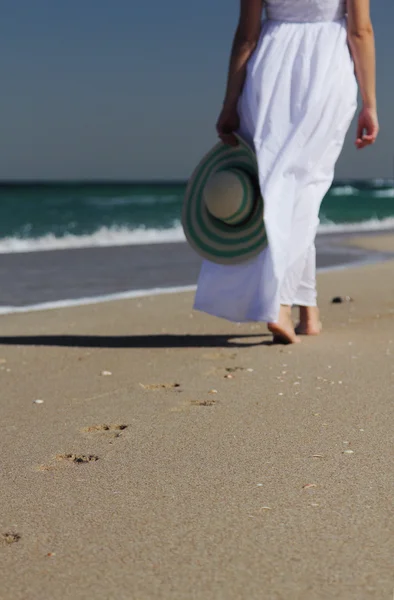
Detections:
194,18,358,323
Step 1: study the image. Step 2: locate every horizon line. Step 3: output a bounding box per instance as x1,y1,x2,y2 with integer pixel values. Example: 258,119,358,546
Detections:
0,177,392,186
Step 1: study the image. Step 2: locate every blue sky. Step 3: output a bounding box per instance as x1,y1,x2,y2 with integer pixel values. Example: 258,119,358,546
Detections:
0,1,392,181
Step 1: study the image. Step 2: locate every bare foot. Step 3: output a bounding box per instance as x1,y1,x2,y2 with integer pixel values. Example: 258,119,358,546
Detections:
295,306,322,336
268,305,300,344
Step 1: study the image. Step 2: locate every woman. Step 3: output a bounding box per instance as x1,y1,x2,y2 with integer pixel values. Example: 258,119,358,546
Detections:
193,0,379,343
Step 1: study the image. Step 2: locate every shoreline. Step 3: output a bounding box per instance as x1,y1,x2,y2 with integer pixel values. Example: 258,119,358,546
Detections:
0,254,390,317
0,229,393,312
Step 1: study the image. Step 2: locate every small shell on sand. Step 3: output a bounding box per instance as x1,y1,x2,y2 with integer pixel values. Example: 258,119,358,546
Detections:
343,450,354,455
303,483,317,489
33,399,44,404
209,389,218,394
101,371,112,376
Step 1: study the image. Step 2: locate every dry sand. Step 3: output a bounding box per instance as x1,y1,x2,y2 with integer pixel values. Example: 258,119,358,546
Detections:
1,255,394,599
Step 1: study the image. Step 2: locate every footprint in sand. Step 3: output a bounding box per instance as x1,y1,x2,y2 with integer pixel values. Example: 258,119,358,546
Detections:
81,424,128,439
140,383,181,392
55,453,99,464
35,454,99,471
1,532,21,545
170,398,218,412
190,398,217,407
35,464,57,472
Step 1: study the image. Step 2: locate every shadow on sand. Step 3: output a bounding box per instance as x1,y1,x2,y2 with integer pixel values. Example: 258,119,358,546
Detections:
0,333,273,349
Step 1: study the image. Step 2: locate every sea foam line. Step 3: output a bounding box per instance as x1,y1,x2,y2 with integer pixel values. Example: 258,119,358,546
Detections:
0,285,198,316
0,225,186,254
1,215,394,255
318,217,394,234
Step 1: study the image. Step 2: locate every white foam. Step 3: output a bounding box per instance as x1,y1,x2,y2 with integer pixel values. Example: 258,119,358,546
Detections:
318,217,394,234
329,185,359,196
373,188,394,198
0,285,197,316
0,224,186,254
0,215,394,255
372,178,394,187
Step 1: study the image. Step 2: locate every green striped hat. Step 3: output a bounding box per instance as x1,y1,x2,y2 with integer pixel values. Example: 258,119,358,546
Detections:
182,134,267,265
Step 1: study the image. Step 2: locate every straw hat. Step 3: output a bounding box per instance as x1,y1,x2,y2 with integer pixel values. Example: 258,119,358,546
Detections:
182,134,267,264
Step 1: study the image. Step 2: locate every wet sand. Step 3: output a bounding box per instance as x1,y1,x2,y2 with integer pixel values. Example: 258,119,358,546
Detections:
343,232,394,254
0,230,393,308
1,253,394,598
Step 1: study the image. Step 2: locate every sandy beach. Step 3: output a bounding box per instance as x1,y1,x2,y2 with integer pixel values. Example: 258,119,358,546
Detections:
1,237,394,599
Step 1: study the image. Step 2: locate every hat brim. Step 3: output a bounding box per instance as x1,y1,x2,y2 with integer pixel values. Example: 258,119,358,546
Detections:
182,134,267,265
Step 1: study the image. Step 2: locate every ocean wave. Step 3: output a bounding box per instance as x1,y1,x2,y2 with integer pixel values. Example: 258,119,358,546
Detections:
328,186,359,196
372,188,394,198
318,217,394,234
1,218,394,254
0,225,186,254
84,195,181,207
370,178,394,187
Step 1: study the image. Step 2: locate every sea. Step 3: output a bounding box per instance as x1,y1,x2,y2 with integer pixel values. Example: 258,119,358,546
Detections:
0,179,394,254
0,179,394,311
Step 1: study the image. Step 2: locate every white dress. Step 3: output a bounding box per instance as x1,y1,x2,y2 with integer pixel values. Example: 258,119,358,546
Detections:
193,0,358,323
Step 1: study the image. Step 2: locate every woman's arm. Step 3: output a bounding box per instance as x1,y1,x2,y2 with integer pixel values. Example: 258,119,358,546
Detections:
217,0,264,145
222,0,264,109
347,0,379,149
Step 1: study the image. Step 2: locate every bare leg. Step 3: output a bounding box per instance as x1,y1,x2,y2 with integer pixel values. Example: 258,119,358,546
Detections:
268,305,300,344
295,306,322,335
293,244,321,335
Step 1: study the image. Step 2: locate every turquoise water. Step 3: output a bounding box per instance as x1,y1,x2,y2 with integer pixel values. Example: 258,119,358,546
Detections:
0,180,393,252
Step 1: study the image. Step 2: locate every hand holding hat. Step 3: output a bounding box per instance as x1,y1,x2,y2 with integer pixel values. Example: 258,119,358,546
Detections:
182,134,267,265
